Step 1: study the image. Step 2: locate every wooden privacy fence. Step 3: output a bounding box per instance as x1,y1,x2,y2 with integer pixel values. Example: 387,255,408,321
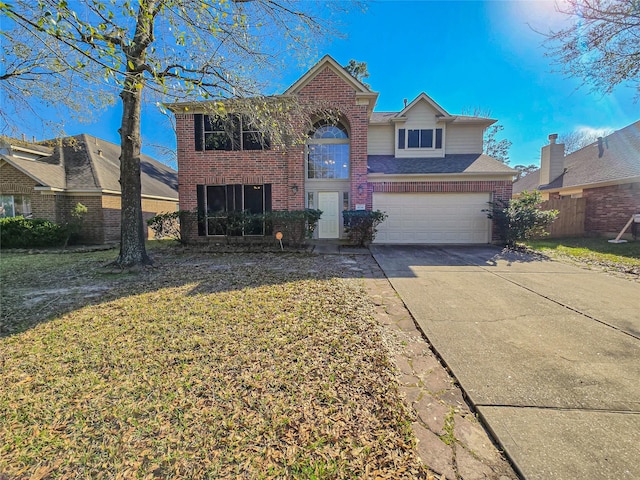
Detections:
541,197,586,237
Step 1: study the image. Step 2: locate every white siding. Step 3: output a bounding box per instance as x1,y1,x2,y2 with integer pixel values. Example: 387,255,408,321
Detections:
445,124,484,154
367,124,394,155
395,102,446,158
404,102,439,129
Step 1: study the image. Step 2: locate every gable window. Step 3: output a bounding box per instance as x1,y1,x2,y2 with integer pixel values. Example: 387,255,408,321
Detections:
307,120,350,179
195,114,270,151
0,195,31,218
398,128,443,150
196,184,272,236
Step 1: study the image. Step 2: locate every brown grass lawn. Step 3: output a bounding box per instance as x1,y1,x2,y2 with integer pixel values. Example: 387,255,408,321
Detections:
0,244,428,479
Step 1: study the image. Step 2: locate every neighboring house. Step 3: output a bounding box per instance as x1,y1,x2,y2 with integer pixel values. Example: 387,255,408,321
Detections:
0,134,179,244
170,55,515,244
513,121,640,236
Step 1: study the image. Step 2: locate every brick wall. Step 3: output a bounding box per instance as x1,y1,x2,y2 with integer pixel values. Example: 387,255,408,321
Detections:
175,65,371,242
296,67,370,209
142,198,179,240
100,195,178,243
59,195,106,244
0,163,60,222
1,162,178,244
583,182,640,235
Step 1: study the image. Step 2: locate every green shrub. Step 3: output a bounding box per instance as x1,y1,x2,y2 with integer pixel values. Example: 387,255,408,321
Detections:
485,191,558,247
0,216,68,248
183,209,322,246
65,202,88,246
342,210,388,247
266,209,323,246
147,211,181,240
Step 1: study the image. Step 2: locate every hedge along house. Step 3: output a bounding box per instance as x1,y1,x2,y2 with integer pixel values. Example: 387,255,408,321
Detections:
0,135,179,244
170,55,515,244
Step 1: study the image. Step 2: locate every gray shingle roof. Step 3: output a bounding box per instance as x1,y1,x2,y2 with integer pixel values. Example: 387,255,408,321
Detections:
54,134,178,198
512,170,540,194
1,153,66,189
513,120,640,193
368,154,516,175
370,112,398,123
2,135,178,199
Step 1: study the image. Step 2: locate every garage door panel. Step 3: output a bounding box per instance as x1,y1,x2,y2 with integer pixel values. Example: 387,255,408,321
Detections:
373,192,491,244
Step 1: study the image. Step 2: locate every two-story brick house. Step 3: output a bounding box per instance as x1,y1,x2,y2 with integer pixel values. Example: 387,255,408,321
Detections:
171,55,515,244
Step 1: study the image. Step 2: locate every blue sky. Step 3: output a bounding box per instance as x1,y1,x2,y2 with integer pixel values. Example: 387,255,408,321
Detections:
7,0,639,169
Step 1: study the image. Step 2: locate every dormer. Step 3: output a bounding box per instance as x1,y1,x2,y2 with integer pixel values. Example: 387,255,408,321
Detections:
393,93,453,158
0,138,54,162
367,93,496,158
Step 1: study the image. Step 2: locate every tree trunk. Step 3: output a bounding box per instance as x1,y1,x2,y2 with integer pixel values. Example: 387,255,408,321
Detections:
115,76,152,267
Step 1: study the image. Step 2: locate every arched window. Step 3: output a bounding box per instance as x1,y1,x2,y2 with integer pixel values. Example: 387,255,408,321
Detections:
307,120,350,179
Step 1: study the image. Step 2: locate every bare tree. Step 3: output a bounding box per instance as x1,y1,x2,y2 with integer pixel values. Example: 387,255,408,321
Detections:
0,28,112,136
544,0,640,98
2,0,347,267
483,124,512,165
513,164,538,180
559,128,614,154
461,107,512,164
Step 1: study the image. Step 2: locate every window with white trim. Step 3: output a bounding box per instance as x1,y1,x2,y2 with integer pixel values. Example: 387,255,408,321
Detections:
398,128,443,150
0,195,31,218
306,121,350,179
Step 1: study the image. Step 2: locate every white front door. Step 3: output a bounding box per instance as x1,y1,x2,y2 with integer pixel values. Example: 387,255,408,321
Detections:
317,191,340,239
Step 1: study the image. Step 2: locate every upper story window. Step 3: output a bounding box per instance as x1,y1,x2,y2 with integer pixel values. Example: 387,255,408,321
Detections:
307,121,350,179
398,128,443,150
195,113,270,151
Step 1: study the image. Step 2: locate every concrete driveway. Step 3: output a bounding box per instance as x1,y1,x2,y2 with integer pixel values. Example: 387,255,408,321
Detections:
370,245,640,480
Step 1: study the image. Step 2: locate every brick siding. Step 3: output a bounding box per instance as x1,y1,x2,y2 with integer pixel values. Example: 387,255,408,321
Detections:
583,182,640,235
176,66,371,242
1,163,60,222
1,162,178,244
100,195,179,243
174,64,513,243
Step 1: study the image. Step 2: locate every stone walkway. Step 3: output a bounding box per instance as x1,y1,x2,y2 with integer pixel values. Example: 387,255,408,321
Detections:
336,253,518,480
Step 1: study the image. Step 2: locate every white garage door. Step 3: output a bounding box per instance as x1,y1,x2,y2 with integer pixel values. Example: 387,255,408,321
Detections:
373,192,491,244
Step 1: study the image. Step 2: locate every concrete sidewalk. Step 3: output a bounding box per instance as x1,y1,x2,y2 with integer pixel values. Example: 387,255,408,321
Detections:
371,245,640,480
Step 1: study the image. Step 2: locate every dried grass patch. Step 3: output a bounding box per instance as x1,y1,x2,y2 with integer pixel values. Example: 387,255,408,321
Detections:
1,251,428,479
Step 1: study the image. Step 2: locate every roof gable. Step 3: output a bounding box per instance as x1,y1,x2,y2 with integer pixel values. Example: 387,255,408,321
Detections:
284,54,373,95
398,93,450,119
0,154,66,189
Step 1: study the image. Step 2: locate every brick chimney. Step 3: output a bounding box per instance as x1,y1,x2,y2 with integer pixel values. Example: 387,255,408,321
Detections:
539,133,565,186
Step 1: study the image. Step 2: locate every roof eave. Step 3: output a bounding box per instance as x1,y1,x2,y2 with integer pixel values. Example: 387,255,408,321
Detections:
0,155,56,188
541,175,640,193
367,171,516,178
